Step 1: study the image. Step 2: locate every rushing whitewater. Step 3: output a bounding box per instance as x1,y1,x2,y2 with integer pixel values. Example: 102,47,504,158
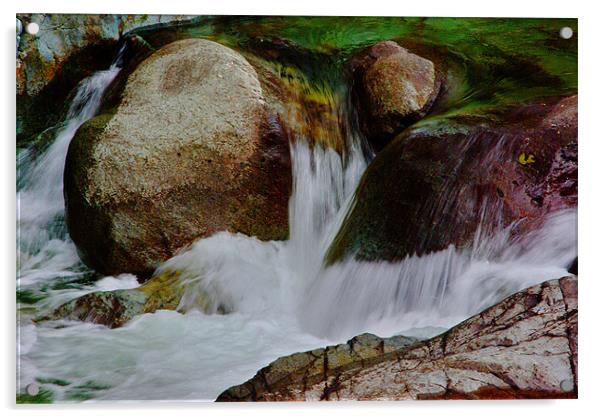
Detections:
17,47,576,401
17,49,123,288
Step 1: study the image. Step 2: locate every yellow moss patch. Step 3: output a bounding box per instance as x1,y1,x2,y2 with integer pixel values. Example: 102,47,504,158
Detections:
246,56,346,152
139,270,185,313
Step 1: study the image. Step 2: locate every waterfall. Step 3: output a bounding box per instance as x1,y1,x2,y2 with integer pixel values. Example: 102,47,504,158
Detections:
17,47,576,401
165,133,576,340
301,208,576,338
17,48,124,287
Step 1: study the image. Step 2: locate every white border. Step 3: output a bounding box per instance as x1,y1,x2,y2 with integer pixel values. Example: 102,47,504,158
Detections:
6,0,582,17
3,1,600,417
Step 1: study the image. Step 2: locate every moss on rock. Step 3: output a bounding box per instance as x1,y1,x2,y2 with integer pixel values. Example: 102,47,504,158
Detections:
44,270,186,328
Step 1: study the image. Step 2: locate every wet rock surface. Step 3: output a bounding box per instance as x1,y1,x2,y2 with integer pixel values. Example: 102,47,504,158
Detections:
65,39,292,278
217,333,419,402
16,14,193,144
218,276,578,401
349,41,440,150
44,271,184,329
327,95,578,263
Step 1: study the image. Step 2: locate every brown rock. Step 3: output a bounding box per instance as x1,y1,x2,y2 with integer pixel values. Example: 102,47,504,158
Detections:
327,95,577,264
217,276,578,401
44,270,185,329
349,41,440,149
217,333,418,402
65,39,291,278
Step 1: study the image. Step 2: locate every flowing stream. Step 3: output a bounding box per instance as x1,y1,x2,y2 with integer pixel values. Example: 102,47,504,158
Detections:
17,46,577,402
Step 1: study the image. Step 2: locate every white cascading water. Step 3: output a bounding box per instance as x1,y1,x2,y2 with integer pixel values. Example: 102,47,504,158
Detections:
17,50,123,287
17,48,576,401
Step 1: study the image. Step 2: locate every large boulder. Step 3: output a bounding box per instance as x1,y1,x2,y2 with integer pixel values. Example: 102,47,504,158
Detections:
327,95,577,264
65,39,291,278
349,41,440,150
218,276,578,401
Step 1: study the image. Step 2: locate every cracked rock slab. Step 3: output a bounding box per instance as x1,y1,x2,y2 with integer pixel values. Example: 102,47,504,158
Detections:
217,276,577,401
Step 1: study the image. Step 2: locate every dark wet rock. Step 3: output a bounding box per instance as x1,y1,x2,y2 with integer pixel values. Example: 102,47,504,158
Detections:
65,39,292,278
49,288,147,329
568,257,578,275
16,14,192,145
348,41,440,150
44,271,184,329
327,95,577,264
218,276,578,401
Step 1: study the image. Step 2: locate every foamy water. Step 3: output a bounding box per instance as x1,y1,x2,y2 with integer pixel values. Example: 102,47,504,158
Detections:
17,46,576,402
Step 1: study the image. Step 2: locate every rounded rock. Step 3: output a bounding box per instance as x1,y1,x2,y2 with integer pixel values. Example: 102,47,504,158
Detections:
350,41,439,150
65,39,291,278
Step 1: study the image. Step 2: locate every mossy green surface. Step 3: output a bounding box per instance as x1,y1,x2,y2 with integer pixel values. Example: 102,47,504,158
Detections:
139,270,185,312
18,16,576,146
127,16,577,123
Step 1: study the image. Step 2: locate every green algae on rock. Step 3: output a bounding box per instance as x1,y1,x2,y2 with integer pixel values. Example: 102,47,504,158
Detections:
115,17,577,138
18,16,577,146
